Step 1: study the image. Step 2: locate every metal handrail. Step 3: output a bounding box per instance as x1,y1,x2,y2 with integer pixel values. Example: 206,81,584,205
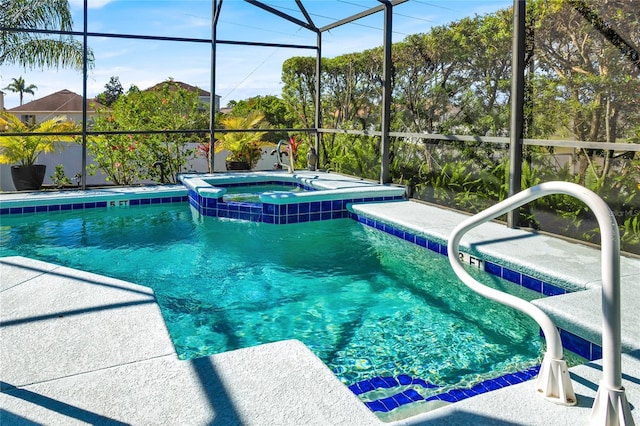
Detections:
447,181,633,425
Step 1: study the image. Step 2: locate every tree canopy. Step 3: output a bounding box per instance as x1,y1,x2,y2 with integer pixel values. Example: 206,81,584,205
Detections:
0,0,93,70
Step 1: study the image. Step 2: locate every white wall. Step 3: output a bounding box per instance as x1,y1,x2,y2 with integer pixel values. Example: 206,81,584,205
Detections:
0,144,280,191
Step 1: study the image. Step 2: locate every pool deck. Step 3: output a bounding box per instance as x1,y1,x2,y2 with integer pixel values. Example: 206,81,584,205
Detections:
1,188,639,425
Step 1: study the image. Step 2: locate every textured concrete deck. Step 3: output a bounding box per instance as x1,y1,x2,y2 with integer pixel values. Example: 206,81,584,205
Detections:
0,257,378,425
1,197,639,425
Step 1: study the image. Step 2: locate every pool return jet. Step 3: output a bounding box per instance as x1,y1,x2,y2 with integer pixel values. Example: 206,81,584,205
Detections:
447,181,633,426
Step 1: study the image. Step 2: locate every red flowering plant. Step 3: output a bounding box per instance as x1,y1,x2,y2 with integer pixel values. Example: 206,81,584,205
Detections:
89,80,208,184
287,134,301,164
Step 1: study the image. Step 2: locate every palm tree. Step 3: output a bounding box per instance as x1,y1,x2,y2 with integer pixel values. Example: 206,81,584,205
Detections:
3,77,37,105
0,0,93,70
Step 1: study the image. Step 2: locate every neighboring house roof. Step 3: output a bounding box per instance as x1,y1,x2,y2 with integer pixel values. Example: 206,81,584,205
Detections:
8,89,99,114
145,81,214,98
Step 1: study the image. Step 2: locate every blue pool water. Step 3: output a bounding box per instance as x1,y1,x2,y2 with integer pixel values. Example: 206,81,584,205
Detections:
0,203,547,411
222,183,306,203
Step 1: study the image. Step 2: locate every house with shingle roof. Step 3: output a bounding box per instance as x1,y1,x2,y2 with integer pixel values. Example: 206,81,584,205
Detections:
145,81,220,112
6,82,219,126
8,89,99,126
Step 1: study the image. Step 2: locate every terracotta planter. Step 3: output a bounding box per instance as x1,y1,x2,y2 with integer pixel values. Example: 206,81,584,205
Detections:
11,164,47,191
225,161,251,171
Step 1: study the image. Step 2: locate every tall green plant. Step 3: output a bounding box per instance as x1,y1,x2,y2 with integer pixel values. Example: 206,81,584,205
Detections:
215,111,273,169
0,111,77,166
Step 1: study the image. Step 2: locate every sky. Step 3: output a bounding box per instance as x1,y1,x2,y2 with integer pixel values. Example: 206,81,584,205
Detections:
1,0,510,109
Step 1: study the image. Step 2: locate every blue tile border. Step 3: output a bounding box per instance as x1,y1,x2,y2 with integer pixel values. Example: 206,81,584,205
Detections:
356,366,541,414
349,212,603,363
188,186,404,224
0,196,188,215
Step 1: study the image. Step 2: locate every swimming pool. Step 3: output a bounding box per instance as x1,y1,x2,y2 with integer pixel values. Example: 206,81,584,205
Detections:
0,201,561,418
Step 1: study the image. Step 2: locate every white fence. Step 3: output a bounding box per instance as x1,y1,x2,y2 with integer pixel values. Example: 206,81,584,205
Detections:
0,143,282,191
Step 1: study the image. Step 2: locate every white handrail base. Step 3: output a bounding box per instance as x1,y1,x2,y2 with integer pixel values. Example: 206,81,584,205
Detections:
535,355,577,406
590,383,635,426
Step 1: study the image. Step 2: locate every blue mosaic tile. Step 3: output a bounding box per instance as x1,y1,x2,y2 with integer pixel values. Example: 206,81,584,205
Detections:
371,377,392,389
404,232,416,244
358,380,375,393
61,204,72,211
504,374,524,385
379,396,399,410
447,389,467,401
411,378,439,389
0,208,9,215
542,282,566,296
49,204,61,211
415,236,427,247
348,384,362,395
592,342,603,360
469,382,490,395
560,329,592,360
321,201,332,212
310,213,321,222
484,261,501,276
502,268,521,284
482,379,504,391
437,393,459,403
403,389,424,402
392,392,412,406
365,400,387,413
397,374,412,386
383,376,399,387
263,204,275,214
298,202,310,214
522,275,543,293
427,240,440,253
310,201,321,212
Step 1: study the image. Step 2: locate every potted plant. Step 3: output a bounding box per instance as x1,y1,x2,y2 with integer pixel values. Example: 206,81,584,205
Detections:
0,111,78,190
215,111,273,170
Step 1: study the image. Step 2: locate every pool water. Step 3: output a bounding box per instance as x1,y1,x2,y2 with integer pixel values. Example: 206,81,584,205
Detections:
222,184,306,203
0,204,545,397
